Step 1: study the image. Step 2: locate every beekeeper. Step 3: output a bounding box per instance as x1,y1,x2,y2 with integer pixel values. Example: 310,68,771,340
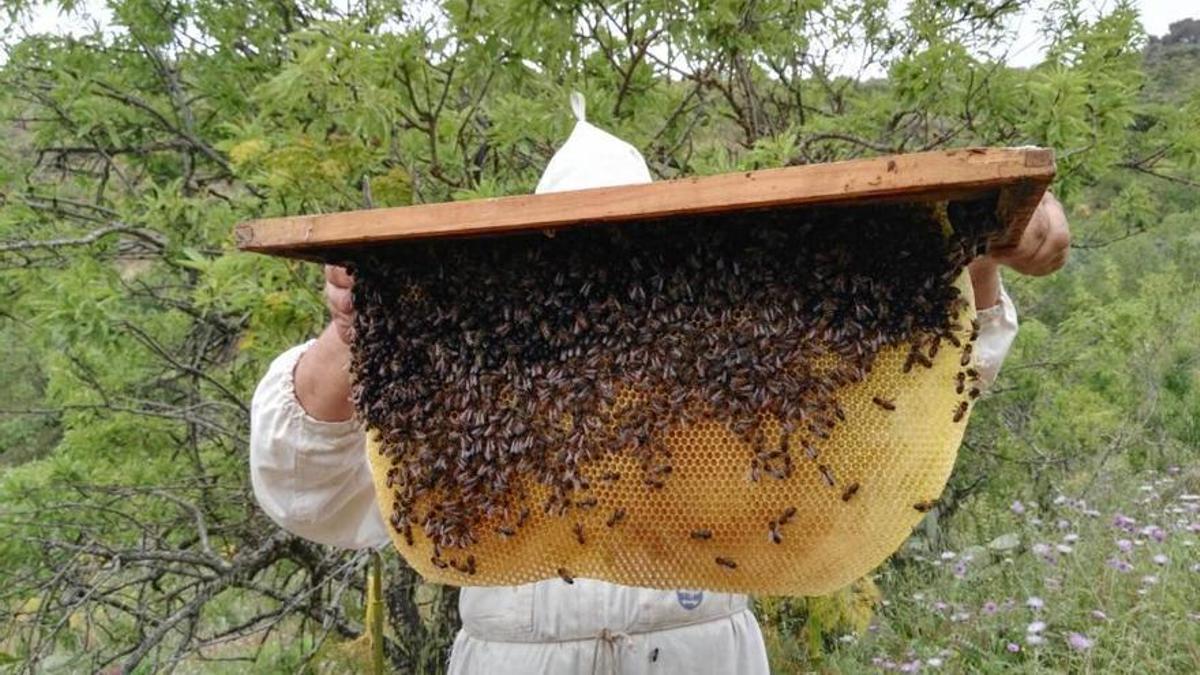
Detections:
249,95,1070,674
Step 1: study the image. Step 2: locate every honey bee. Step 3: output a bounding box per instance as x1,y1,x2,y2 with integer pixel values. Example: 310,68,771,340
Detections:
960,344,973,367
606,508,627,527
573,522,586,545
833,402,846,422
495,525,515,538
913,499,939,513
955,371,966,394
466,555,477,575
746,462,762,483
715,556,738,570
768,521,782,544
841,482,861,502
817,463,836,487
872,396,896,411
690,529,713,541
953,400,968,423
575,496,598,510
968,387,981,399
557,567,575,584
516,507,530,528
599,471,621,483
779,506,797,525
431,557,449,569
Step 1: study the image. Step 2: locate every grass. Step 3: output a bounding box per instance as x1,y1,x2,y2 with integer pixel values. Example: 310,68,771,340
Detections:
766,465,1200,673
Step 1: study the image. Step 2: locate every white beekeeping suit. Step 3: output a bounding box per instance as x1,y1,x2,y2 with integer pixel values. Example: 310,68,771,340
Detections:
249,94,1018,674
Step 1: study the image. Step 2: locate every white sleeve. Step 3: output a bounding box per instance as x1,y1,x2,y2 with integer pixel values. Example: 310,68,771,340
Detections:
249,340,390,550
972,282,1019,391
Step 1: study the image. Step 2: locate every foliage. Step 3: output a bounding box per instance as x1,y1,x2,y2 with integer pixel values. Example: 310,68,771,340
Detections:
0,0,1196,672
811,466,1200,673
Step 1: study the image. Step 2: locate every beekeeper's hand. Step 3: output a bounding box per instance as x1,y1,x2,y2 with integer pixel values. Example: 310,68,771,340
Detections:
325,264,356,345
292,265,357,422
969,191,1070,309
987,191,1070,276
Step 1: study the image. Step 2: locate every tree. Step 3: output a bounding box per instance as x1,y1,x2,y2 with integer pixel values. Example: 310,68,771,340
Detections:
1,0,1195,671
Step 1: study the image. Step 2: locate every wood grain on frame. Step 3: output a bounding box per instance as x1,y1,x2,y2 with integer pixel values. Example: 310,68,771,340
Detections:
235,147,1055,262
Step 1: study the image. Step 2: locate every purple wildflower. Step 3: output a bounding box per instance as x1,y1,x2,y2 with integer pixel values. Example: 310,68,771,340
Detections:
1011,500,1026,515
1006,642,1021,653
1113,514,1137,531
1141,525,1167,543
1026,597,1044,611
1153,553,1168,566
1116,538,1133,553
1106,557,1134,572
982,601,998,615
1091,609,1108,621
1067,633,1093,651
1027,620,1047,634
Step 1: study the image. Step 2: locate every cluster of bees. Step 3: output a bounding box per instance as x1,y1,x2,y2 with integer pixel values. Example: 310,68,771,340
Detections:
348,200,996,577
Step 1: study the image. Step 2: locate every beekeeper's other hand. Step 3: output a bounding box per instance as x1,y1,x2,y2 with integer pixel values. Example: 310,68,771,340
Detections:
988,191,1071,276
325,265,355,345
291,265,357,422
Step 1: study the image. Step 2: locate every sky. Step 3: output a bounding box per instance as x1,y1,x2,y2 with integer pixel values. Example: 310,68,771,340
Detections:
6,0,1198,71
1006,0,1195,68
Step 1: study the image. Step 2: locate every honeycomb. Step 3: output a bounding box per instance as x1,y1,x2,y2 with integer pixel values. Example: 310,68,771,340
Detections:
361,255,978,597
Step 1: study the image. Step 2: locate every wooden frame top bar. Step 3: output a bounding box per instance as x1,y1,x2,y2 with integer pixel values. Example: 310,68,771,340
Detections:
236,147,1055,262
